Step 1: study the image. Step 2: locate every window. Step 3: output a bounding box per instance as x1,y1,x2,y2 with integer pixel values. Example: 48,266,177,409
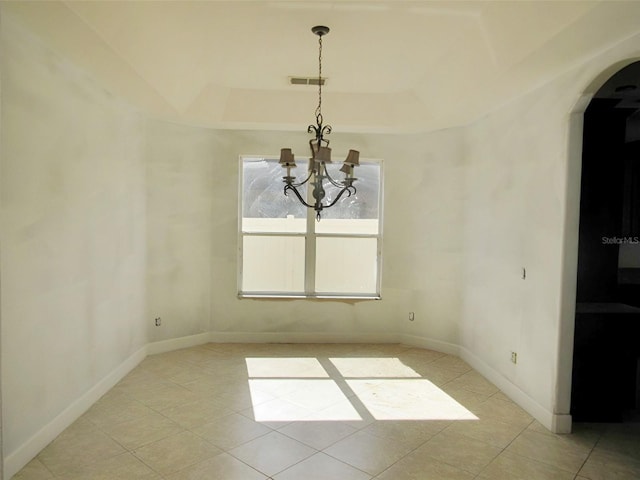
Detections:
239,155,383,298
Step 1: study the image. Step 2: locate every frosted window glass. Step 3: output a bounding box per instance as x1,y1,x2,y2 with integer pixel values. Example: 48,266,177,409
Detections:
316,163,380,234
315,237,378,293
242,236,305,292
242,158,307,233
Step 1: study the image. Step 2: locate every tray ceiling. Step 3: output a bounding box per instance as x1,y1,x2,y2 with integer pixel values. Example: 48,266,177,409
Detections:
4,1,640,133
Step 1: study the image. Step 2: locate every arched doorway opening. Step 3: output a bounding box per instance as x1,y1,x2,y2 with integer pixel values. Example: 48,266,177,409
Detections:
571,61,640,423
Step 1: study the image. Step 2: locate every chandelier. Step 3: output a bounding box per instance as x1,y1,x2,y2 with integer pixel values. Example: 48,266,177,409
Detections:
279,25,360,221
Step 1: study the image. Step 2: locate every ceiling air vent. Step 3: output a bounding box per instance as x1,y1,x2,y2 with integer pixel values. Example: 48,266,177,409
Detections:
289,76,327,86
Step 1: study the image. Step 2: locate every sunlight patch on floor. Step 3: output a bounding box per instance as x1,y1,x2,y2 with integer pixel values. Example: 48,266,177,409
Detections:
347,379,478,420
245,357,478,423
248,379,362,421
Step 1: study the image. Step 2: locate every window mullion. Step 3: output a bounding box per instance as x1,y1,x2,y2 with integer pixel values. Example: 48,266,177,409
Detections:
305,172,316,293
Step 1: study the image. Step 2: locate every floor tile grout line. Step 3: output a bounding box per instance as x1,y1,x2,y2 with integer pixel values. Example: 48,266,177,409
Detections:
478,417,607,480
223,432,320,478
419,438,499,477
169,448,268,480
365,432,441,479
447,417,535,479
572,428,605,480
276,419,362,450
188,420,274,453
130,448,167,478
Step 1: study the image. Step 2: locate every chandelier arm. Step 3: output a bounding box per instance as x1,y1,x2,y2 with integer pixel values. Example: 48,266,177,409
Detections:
284,184,315,209
322,164,348,188
324,185,357,210
290,170,314,188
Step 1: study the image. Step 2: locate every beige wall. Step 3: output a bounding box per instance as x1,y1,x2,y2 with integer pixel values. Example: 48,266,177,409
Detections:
461,73,580,426
145,121,465,344
1,16,147,472
461,32,640,430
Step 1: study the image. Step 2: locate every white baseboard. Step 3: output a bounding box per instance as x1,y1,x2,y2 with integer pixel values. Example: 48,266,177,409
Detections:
399,334,460,356
551,414,573,434
209,331,400,344
146,332,212,355
3,346,147,479
459,346,571,434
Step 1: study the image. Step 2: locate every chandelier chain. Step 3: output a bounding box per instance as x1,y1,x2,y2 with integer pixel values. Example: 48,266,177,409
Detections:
316,34,323,124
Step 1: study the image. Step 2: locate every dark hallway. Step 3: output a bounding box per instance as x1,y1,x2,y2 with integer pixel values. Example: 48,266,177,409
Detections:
571,61,640,423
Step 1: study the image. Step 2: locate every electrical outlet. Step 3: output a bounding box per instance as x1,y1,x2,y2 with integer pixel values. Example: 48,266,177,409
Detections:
155,317,161,326
511,351,518,364
408,312,415,321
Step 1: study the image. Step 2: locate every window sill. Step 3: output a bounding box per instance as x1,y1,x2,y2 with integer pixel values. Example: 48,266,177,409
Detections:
238,293,381,301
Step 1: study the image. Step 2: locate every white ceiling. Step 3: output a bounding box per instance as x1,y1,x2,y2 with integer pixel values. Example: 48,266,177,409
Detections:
5,1,640,133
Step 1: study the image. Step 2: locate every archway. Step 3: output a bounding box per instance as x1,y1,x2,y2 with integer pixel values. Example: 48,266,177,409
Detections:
570,61,640,423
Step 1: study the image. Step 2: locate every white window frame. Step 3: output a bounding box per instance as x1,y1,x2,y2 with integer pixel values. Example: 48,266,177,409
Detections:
238,154,383,299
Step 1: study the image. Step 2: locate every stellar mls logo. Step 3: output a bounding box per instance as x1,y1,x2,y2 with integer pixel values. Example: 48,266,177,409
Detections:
601,236,640,245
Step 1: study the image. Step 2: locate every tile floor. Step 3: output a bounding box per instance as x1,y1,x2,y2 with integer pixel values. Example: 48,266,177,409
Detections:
12,343,640,479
